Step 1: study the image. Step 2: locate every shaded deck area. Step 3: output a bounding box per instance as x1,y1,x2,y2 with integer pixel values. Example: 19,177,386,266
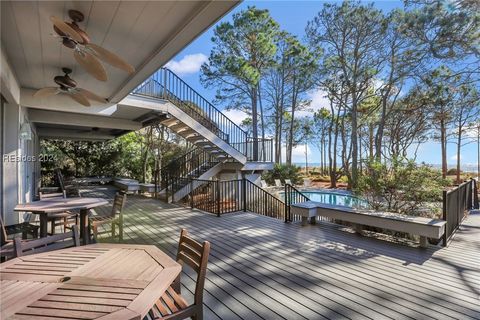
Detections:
85,186,480,320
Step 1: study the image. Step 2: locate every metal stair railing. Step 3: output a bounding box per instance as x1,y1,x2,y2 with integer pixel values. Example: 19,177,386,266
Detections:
133,68,248,155
160,147,220,200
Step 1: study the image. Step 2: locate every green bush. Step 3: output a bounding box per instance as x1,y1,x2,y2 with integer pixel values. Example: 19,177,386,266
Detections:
446,168,460,176
262,164,303,185
356,159,448,217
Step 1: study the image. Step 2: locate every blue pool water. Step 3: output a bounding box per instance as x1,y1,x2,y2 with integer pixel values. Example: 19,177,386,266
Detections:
281,191,367,208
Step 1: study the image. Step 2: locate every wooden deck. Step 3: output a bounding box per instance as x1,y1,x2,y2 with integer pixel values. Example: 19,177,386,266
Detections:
84,186,480,320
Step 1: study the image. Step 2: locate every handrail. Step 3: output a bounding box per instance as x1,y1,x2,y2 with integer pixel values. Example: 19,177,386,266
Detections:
442,179,476,246
245,179,285,220
133,68,248,155
284,184,310,222
160,147,220,199
184,178,286,219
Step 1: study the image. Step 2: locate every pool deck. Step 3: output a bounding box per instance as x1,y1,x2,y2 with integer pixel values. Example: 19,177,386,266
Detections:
85,186,480,320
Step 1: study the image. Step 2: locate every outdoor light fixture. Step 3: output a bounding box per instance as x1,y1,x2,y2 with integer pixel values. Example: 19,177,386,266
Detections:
19,122,32,140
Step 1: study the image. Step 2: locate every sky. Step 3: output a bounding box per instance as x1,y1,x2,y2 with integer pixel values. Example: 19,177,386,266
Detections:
163,0,479,170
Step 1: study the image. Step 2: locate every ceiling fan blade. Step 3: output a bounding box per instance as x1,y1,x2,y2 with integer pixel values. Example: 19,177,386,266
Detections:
77,88,107,103
87,43,135,74
73,50,107,81
69,91,91,107
33,87,58,98
50,16,83,43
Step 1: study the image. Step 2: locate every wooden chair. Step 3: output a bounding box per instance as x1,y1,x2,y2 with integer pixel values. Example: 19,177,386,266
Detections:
39,191,79,234
148,229,210,320
0,214,39,243
13,225,80,257
89,193,126,241
54,168,79,197
1,213,40,261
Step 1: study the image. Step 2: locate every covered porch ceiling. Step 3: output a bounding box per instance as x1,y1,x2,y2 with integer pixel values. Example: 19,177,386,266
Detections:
1,0,239,140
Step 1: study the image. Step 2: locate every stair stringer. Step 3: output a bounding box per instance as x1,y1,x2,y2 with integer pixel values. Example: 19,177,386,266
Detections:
171,162,224,203
123,95,247,163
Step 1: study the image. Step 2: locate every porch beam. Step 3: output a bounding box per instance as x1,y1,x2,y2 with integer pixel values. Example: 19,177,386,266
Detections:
37,128,116,141
28,109,142,131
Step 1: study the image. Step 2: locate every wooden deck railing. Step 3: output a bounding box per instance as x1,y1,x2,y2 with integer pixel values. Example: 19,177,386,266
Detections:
442,179,477,246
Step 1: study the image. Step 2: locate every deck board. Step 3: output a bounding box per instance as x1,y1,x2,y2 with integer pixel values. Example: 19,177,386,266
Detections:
84,186,480,320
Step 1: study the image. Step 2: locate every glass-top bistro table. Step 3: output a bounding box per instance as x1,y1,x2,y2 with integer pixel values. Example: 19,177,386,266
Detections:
14,197,109,245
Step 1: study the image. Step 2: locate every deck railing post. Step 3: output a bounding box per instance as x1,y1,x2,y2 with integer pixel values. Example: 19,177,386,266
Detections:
190,179,194,209
442,190,448,247
242,178,247,212
216,180,220,217
285,184,289,223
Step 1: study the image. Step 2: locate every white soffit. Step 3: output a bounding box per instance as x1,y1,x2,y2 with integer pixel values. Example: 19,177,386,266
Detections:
1,0,239,110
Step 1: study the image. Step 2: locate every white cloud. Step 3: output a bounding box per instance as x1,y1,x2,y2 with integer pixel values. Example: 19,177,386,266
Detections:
450,154,460,161
297,89,330,117
281,144,314,164
222,109,248,126
164,53,208,76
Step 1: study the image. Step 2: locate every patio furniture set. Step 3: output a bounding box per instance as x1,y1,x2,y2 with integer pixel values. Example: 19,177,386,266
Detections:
1,171,212,319
1,227,210,320
260,178,307,189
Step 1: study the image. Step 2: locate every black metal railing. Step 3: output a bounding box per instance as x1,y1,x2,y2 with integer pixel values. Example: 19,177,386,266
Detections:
442,179,477,246
284,184,310,222
160,147,220,200
183,178,285,219
231,138,274,162
245,179,285,220
474,178,479,209
185,179,243,216
133,68,248,155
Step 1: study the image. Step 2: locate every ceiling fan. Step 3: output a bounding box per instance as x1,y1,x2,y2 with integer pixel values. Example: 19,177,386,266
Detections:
50,9,135,81
34,68,107,107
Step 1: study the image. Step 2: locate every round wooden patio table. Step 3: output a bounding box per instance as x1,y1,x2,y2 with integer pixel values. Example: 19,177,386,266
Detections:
14,197,109,245
0,243,181,320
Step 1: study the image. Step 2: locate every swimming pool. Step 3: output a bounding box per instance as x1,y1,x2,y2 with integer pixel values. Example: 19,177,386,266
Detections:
280,190,367,208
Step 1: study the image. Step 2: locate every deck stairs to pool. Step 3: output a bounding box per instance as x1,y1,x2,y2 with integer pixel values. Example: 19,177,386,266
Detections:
124,68,272,202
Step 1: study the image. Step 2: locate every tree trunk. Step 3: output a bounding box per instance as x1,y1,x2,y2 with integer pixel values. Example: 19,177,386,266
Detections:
351,94,359,189
287,77,297,165
251,89,258,161
258,84,266,161
456,118,462,184
440,118,447,179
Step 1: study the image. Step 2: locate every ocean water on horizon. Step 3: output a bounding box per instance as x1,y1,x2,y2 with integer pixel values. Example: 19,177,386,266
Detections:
293,162,479,173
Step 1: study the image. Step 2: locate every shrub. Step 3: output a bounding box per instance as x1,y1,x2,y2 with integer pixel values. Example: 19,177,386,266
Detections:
262,163,303,185
447,168,460,176
356,159,449,217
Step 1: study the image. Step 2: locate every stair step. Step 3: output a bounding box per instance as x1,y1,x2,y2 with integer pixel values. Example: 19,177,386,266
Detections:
170,123,189,132
187,136,206,143
195,141,212,147
160,118,179,127
178,128,197,137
